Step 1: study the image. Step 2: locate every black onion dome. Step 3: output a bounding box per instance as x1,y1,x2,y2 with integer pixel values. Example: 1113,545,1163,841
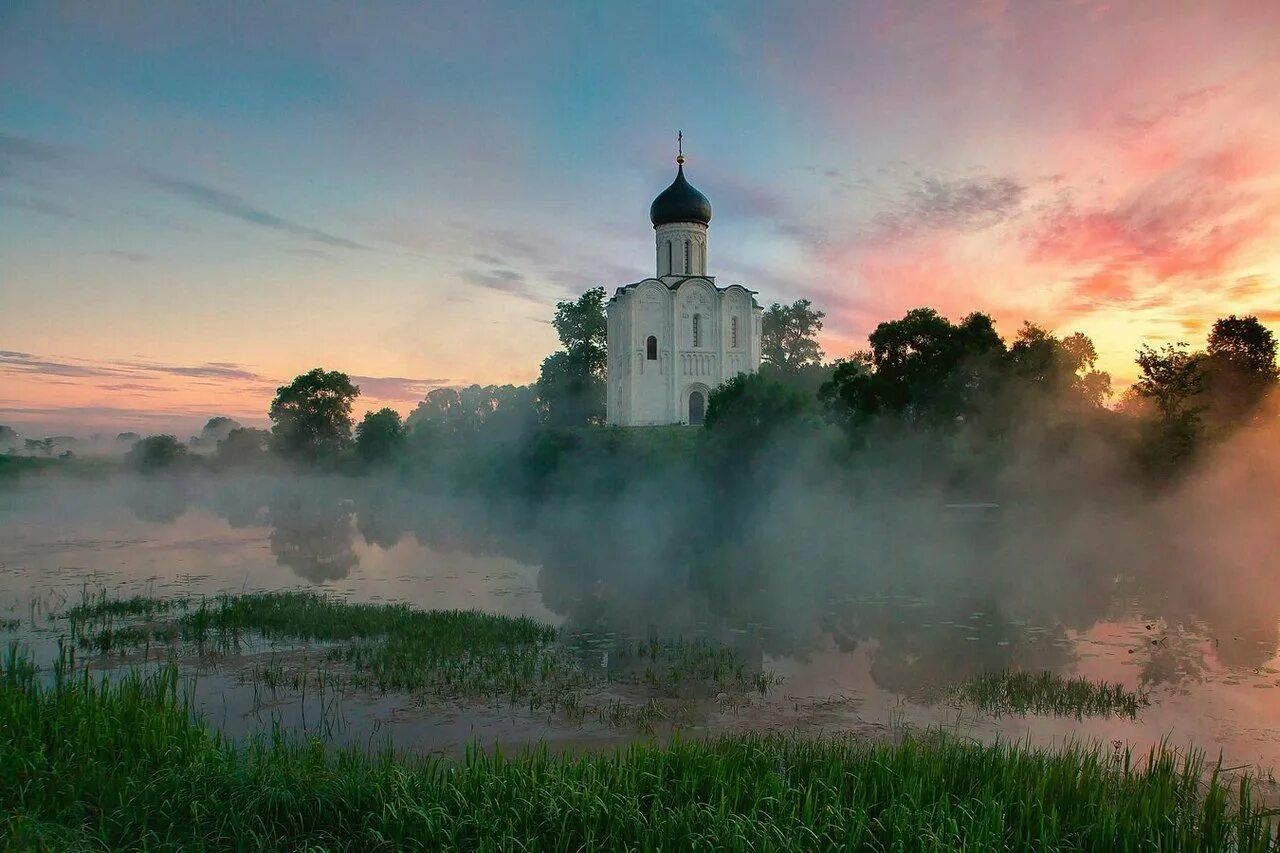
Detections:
649,164,713,227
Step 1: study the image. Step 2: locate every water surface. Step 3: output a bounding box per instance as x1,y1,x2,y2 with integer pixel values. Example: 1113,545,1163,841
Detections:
3,475,1279,775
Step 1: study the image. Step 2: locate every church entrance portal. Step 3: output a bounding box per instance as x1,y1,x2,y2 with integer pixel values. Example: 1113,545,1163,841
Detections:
688,391,705,425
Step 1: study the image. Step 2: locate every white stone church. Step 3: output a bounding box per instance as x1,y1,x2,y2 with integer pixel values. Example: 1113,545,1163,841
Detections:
606,151,762,426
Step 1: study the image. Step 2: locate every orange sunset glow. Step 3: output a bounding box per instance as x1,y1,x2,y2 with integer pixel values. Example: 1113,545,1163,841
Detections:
2,1,1279,435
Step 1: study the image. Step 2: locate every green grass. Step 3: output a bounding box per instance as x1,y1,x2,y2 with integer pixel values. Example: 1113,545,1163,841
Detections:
0,453,120,481
950,669,1151,720
69,590,572,701
1,644,1275,851
65,591,776,727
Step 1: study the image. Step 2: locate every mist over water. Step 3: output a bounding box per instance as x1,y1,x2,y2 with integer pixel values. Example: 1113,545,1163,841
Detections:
2,398,1278,766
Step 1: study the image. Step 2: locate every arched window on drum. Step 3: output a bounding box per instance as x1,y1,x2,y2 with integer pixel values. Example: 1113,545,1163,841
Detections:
646,335,657,360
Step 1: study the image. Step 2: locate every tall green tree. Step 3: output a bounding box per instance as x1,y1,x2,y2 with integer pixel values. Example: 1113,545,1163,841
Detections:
1131,342,1207,473
355,408,406,465
215,427,271,467
406,384,540,442
193,416,242,448
761,299,825,373
126,435,188,472
268,369,360,464
1203,315,1278,426
1007,323,1111,408
537,287,607,426
705,372,819,453
821,308,1005,429
0,425,17,453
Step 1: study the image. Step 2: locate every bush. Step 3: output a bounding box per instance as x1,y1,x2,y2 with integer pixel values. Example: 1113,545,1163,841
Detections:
125,435,187,473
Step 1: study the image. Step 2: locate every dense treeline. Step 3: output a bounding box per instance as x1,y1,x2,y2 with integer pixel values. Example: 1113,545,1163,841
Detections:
5,293,1274,497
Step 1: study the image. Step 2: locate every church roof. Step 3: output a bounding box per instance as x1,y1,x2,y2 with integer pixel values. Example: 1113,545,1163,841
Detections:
610,276,760,308
649,164,713,227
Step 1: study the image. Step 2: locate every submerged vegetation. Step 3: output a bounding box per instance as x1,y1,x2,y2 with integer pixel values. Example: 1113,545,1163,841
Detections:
1,646,1276,851
64,590,776,729
949,670,1151,720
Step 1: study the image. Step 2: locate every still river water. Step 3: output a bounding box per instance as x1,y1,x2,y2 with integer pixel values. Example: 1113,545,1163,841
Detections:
3,474,1280,776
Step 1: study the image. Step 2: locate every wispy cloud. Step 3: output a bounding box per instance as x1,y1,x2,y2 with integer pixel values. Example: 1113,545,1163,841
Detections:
875,173,1027,236
0,351,263,383
0,133,72,166
138,171,370,251
459,266,552,302
101,249,150,263
0,352,124,379
0,192,82,220
0,131,370,252
1028,144,1275,311
140,363,263,381
350,375,450,401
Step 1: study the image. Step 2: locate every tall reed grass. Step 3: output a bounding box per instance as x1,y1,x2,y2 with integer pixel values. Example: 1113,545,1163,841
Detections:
950,669,1150,719
2,643,1275,851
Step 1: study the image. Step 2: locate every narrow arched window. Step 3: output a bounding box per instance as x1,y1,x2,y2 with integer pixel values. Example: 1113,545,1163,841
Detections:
646,335,657,360
692,314,701,348
731,317,738,348
684,240,691,273
666,241,673,274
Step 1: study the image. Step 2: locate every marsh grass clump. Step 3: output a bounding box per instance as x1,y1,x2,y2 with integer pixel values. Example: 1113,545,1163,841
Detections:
951,669,1151,719
69,591,573,702
609,636,782,696
2,647,1276,851
62,592,779,728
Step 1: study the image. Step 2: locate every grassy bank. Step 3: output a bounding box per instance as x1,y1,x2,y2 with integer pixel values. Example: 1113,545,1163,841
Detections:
2,646,1276,851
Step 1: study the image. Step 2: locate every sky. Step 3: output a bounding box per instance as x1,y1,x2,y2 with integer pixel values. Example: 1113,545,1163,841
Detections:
2,0,1279,437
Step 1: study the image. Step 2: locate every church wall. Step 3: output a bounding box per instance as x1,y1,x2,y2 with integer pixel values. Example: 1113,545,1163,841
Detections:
608,283,761,426
721,287,752,379
654,223,708,276
630,283,672,425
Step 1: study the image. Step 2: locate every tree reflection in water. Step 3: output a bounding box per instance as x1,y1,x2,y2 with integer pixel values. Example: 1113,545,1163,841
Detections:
178,469,1280,700
267,489,358,582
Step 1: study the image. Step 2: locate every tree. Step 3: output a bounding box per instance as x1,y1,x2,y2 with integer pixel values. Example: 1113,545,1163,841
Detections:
125,435,188,472
192,416,242,449
24,438,55,457
355,408,406,465
705,372,818,451
537,287,607,426
0,425,17,453
761,299,825,373
1007,323,1111,408
1203,315,1278,426
406,384,540,442
1133,343,1206,421
215,427,271,467
1131,342,1207,473
821,308,1005,429
268,368,360,463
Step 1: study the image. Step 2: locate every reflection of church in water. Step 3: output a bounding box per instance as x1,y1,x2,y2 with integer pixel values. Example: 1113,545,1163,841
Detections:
606,141,763,426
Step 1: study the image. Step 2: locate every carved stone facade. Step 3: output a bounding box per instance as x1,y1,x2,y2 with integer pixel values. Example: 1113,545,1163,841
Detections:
607,156,763,426
654,222,708,276
607,275,762,426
